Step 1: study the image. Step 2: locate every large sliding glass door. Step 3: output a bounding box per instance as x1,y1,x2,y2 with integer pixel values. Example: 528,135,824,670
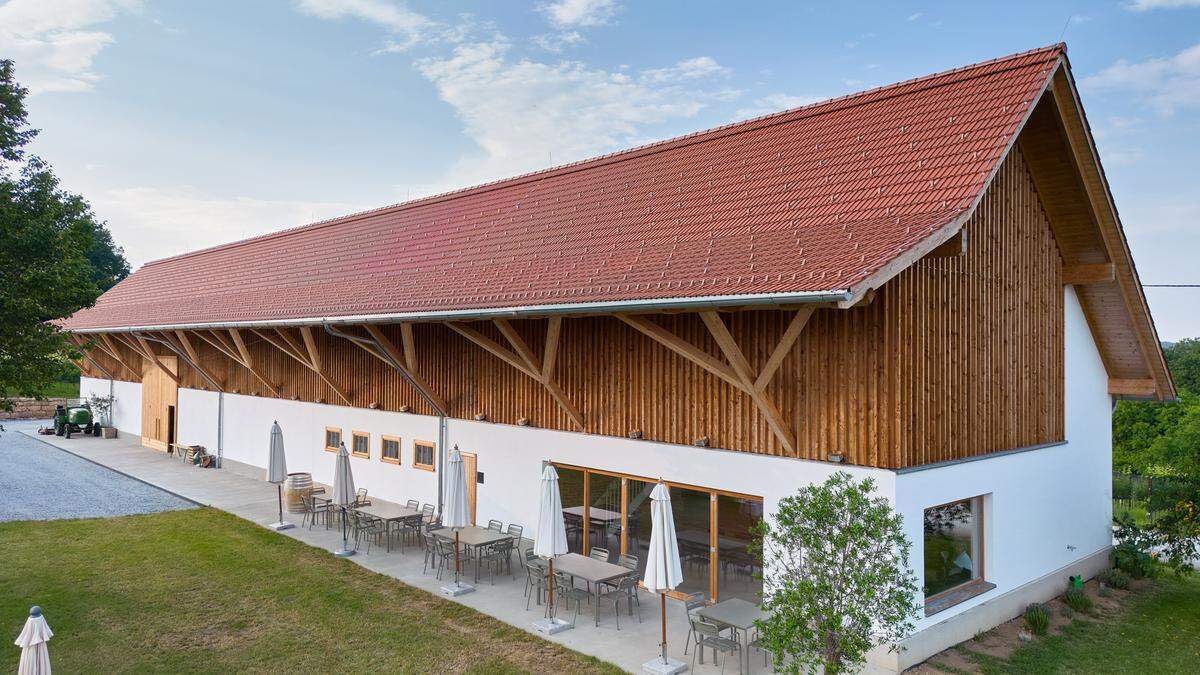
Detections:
551,462,762,603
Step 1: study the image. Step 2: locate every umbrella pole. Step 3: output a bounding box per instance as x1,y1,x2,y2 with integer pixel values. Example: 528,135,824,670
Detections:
660,592,667,664
548,558,555,618
277,484,284,525
455,531,461,586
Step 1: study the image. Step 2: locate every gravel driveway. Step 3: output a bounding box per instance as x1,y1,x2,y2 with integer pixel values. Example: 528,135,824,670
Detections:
0,423,194,521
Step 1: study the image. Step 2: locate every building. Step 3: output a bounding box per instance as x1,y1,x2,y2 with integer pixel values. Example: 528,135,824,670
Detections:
60,44,1174,670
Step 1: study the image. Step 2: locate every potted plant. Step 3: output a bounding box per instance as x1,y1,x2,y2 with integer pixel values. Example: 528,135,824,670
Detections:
87,394,118,438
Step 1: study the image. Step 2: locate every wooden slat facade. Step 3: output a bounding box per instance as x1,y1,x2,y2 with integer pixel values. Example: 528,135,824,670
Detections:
76,147,1066,470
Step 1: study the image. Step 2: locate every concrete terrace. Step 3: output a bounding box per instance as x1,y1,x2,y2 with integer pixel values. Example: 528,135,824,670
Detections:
14,422,752,675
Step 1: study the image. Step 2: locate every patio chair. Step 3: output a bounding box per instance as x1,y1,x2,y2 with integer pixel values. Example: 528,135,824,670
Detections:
486,519,504,532
356,514,388,554
747,629,769,672
480,538,514,584
596,574,642,629
524,563,549,611
421,532,441,575
302,493,330,530
589,547,610,562
506,523,524,539
399,513,424,549
681,592,707,655
406,499,420,510
617,553,638,570
553,571,591,627
421,504,436,524
689,616,741,673
353,488,371,507
433,536,458,580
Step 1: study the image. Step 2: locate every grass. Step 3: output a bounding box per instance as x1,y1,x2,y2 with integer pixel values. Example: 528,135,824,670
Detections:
33,379,80,399
0,509,621,674
967,576,1200,674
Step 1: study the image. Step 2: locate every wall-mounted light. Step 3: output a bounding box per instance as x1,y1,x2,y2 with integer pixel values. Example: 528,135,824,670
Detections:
474,413,489,422
693,436,710,448
368,402,380,410
628,429,643,439
517,417,530,426
827,452,844,463
399,405,411,413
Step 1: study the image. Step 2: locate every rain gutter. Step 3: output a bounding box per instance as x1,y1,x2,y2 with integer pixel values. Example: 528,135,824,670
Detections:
323,323,450,519
65,289,852,334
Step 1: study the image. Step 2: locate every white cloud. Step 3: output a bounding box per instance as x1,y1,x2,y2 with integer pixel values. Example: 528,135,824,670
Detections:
907,12,923,21
1083,43,1200,115
734,93,825,120
532,30,585,53
0,0,141,94
293,0,437,51
92,186,366,267
539,0,619,28
1125,0,1200,10
640,56,730,84
411,40,730,195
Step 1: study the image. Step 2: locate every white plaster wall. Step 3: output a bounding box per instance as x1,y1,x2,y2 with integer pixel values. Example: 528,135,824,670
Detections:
896,285,1112,632
80,376,142,436
172,389,894,537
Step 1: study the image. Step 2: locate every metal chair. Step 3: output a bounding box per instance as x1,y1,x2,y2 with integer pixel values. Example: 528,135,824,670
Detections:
681,593,707,655
421,532,441,575
690,616,741,674
553,571,591,627
353,488,371,507
589,546,610,562
486,519,504,532
433,536,457,580
480,538,514,584
399,513,424,549
596,574,642,629
406,499,420,510
421,504,436,524
506,523,524,539
617,553,638,570
524,562,549,611
356,514,388,554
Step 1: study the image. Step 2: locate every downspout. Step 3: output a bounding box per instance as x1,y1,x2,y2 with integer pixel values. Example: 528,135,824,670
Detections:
137,332,226,468
323,323,449,518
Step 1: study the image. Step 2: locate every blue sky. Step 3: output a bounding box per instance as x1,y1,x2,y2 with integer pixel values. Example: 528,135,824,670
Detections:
3,0,1199,339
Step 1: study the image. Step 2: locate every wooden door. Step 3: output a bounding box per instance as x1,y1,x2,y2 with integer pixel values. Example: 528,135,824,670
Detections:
141,355,178,451
461,451,477,525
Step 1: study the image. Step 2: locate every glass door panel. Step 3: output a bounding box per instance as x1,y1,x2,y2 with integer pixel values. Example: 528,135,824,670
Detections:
672,485,712,601
625,478,655,579
588,472,622,561
557,466,587,554
715,493,763,602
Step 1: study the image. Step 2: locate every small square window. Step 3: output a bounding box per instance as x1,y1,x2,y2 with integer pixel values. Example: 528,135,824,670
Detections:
324,427,342,452
381,435,401,464
924,497,985,602
413,441,435,471
351,431,369,458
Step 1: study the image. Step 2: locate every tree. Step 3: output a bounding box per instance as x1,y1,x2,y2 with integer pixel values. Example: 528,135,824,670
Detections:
752,472,921,674
0,59,129,412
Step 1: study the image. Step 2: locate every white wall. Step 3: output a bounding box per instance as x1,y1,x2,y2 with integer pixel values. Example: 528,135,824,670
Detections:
80,376,142,436
895,285,1113,631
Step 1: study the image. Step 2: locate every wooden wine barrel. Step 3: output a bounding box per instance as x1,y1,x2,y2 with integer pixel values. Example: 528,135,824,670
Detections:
284,472,314,513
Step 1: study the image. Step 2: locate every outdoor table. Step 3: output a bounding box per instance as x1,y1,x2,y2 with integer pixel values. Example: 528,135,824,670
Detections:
695,597,767,673
432,526,514,583
355,503,423,552
550,552,634,623
562,506,622,549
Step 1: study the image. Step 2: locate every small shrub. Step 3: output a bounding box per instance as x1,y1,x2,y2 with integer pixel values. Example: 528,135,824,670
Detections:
1099,567,1131,590
1112,517,1160,578
1064,588,1093,613
1024,603,1049,636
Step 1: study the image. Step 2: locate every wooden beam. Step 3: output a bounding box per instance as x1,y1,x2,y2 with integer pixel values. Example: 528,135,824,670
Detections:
1108,378,1157,397
362,324,448,414
192,329,280,397
542,316,562,382
617,314,743,389
924,230,967,259
299,326,322,371
228,329,254,367
153,331,225,391
134,335,181,386
1062,262,1115,285
193,330,244,364
700,311,798,455
93,333,142,378
755,307,815,392
399,323,418,372
491,318,585,430
174,330,200,364
248,328,350,405
445,322,540,380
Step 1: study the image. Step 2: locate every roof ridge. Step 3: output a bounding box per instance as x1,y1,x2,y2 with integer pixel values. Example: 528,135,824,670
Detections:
143,43,1065,270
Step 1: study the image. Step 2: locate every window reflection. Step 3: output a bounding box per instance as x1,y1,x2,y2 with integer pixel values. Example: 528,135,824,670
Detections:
924,498,981,597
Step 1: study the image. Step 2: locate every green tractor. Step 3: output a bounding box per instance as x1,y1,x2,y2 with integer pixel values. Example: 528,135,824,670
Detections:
53,401,101,438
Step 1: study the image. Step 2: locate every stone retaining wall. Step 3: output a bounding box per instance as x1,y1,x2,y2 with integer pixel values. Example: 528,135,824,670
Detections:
0,398,70,420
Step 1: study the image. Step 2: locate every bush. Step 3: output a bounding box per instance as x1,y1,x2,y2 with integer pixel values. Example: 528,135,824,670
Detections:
1112,516,1160,578
1024,603,1049,636
1099,567,1131,590
1112,474,1133,501
1064,588,1093,613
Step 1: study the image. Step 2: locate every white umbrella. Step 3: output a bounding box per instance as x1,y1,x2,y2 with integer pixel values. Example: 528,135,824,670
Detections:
14,606,52,675
643,482,686,673
532,463,571,634
440,445,474,596
332,442,356,557
266,421,293,531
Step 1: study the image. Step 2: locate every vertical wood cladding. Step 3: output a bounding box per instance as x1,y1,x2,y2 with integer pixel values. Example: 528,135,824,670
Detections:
78,148,1063,469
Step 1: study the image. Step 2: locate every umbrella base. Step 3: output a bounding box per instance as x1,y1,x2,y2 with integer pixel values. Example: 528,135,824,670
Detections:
642,657,688,674
333,548,356,557
440,581,475,596
532,617,573,635
267,521,295,531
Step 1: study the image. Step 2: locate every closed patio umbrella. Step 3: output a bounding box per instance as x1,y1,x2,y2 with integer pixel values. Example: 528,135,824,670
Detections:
440,445,474,596
266,421,293,531
532,463,571,634
642,482,686,674
14,606,52,675
332,442,356,557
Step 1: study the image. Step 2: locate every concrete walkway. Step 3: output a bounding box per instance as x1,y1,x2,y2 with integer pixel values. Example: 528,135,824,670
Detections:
17,422,741,675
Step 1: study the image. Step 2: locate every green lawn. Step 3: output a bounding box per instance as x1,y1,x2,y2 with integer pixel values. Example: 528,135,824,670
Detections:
968,576,1200,674
0,509,620,674
35,379,80,399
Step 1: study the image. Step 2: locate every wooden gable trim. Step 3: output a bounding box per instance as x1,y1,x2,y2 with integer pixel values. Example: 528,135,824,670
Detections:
1062,263,1115,285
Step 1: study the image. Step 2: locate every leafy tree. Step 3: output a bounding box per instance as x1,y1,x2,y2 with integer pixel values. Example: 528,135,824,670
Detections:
0,59,129,412
1113,340,1200,476
752,472,920,674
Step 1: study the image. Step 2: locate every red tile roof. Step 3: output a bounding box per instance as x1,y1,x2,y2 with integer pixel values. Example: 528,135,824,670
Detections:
61,45,1063,330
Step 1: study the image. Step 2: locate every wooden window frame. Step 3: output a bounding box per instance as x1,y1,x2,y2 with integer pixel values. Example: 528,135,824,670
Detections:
413,440,436,472
380,435,402,465
922,495,988,613
350,430,370,458
323,426,342,453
